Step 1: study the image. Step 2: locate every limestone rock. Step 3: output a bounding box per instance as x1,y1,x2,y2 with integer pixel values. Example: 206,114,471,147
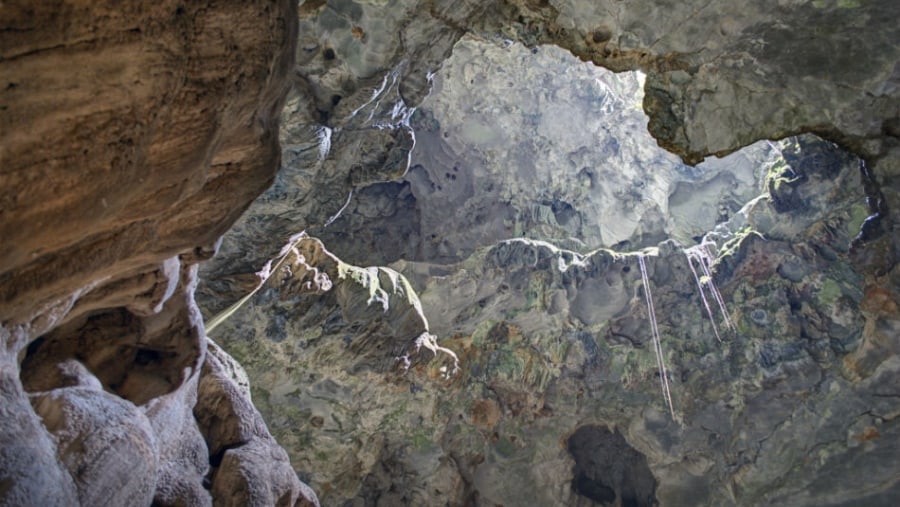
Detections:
197,340,320,507
0,363,78,506
144,375,213,507
314,36,774,266
201,0,900,315
204,132,900,506
195,343,271,460
196,0,492,314
29,386,159,506
5,0,900,505
212,441,319,507
1,0,316,505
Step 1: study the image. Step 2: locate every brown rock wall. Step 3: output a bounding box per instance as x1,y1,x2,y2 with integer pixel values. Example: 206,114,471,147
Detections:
1,1,317,505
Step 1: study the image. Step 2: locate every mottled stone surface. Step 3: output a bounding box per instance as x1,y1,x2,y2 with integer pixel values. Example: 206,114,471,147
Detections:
199,0,900,314
1,1,317,505
205,119,899,507
314,37,775,265
5,0,900,505
196,0,900,503
207,132,900,505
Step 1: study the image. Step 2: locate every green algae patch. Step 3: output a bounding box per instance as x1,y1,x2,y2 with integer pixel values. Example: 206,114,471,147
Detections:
847,203,869,236
817,278,842,305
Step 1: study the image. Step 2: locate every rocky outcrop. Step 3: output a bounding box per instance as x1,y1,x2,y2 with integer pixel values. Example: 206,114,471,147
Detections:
198,0,900,306
1,1,316,505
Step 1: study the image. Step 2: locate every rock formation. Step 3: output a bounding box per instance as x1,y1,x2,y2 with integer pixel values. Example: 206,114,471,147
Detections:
1,1,316,505
198,1,900,506
3,0,900,506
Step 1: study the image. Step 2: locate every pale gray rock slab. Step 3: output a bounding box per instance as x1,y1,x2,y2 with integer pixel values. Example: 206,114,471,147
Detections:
0,363,78,507
29,386,159,507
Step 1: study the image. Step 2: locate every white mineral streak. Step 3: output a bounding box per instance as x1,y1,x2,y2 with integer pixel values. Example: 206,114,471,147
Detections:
638,253,675,419
684,243,735,342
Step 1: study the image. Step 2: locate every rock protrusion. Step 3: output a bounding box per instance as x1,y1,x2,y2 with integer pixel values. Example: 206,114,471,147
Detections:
1,0,316,503
197,343,320,507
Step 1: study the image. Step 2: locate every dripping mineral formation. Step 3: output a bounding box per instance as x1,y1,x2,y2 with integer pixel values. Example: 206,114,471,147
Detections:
3,1,900,507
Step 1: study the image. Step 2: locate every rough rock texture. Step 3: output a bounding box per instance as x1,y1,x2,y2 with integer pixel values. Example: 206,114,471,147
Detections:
198,0,900,310
314,37,775,264
1,2,317,505
5,0,900,506
198,343,319,507
197,0,900,505
206,133,900,506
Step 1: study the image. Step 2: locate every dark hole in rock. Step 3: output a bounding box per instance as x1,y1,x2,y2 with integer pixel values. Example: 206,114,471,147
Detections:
20,307,198,406
134,348,162,366
25,336,45,359
209,443,241,468
323,48,336,60
567,425,658,506
551,200,578,227
573,473,616,504
750,308,768,325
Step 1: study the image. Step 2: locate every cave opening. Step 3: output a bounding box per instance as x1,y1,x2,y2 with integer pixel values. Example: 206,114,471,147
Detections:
5,1,900,506
311,34,857,271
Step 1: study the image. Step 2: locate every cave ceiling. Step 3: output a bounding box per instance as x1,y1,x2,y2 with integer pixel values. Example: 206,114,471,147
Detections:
195,1,900,506
2,0,900,506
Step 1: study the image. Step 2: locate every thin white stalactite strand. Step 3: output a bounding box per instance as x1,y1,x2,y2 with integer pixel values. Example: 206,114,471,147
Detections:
206,232,311,335
323,190,354,228
686,251,723,342
699,244,735,331
638,254,675,419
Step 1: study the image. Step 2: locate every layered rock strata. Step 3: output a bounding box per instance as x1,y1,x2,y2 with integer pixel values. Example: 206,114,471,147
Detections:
1,1,317,505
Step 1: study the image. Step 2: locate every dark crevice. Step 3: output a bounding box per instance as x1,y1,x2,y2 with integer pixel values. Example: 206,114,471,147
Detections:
209,442,243,468
567,425,658,506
